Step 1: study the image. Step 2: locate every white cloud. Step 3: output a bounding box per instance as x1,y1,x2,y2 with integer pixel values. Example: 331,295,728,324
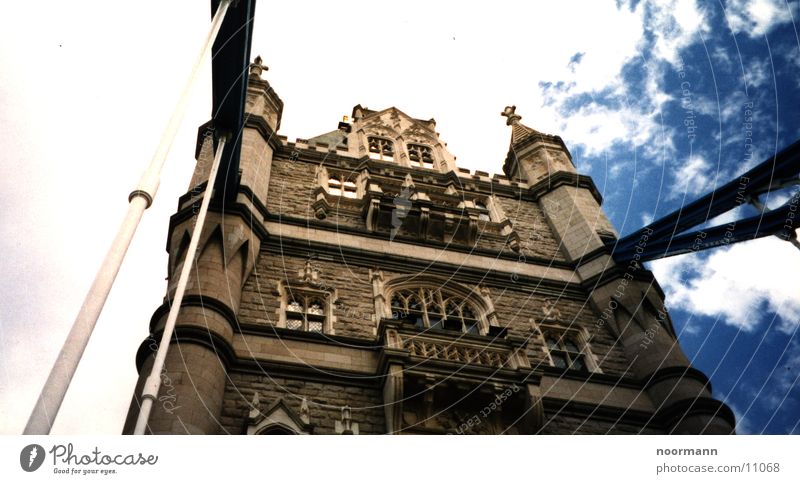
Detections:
555,100,661,156
668,155,715,199
724,0,798,37
0,0,795,436
651,237,800,332
712,45,735,71
533,1,712,159
648,0,710,67
744,57,773,89
0,0,657,435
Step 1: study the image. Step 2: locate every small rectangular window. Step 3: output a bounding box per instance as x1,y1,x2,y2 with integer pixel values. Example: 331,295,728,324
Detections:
342,181,358,198
328,178,342,196
327,176,359,198
283,294,328,333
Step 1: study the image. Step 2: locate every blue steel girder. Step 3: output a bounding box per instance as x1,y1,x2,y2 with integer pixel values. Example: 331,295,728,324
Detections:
610,139,800,263
209,0,256,202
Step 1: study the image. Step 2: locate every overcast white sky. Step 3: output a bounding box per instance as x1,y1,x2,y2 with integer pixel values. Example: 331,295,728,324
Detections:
1,0,799,434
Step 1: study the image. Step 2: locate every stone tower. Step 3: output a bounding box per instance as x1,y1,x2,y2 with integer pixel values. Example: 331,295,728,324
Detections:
123,62,735,435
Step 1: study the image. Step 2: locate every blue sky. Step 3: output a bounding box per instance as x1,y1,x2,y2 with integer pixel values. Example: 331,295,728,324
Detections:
548,1,800,434
0,0,798,434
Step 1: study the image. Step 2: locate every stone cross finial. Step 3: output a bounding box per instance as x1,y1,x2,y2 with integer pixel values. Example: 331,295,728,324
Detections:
248,392,261,420
501,105,522,126
249,55,268,79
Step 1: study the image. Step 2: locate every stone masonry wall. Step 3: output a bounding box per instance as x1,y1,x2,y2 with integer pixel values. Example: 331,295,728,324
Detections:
220,373,385,435
239,251,377,339
264,157,566,260
238,248,632,376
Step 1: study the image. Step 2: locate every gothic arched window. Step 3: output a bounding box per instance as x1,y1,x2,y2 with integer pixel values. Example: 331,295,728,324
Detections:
544,333,588,372
368,137,394,161
258,425,296,435
390,287,481,334
407,144,434,169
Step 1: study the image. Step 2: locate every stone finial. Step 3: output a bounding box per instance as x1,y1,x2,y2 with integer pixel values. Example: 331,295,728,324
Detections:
335,405,359,435
501,105,522,126
248,392,261,420
249,55,268,79
299,397,310,425
342,406,352,428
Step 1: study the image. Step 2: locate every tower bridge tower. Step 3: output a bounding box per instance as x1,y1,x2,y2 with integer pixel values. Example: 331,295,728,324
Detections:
123,62,735,435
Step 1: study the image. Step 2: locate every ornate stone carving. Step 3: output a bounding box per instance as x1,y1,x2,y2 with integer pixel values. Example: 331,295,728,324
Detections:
401,337,510,368
402,123,437,145
541,297,563,322
334,405,359,435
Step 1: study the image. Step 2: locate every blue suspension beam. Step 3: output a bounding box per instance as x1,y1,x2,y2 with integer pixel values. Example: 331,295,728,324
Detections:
610,139,800,262
209,0,256,201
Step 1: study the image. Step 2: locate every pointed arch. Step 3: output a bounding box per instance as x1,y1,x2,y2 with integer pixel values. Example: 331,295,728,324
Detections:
198,224,225,263
227,239,252,287
246,397,312,435
382,274,492,335
170,229,192,275
612,299,647,334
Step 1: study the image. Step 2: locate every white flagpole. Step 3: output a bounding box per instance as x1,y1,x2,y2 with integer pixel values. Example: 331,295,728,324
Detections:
133,133,227,435
23,0,232,435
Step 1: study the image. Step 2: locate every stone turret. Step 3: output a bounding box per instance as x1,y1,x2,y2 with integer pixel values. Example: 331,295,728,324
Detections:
502,106,617,263
122,56,282,434
501,105,734,434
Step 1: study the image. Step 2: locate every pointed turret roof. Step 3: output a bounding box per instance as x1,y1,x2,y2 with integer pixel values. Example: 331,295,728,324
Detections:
501,105,573,181
501,105,544,146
